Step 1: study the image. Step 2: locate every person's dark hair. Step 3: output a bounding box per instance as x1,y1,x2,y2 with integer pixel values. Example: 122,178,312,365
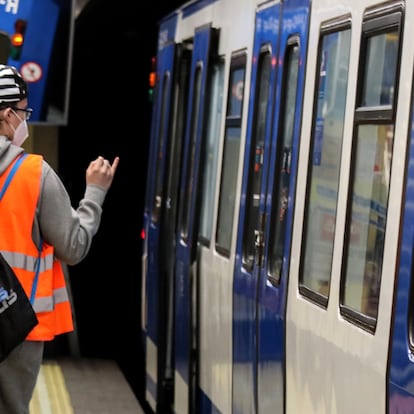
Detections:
0,65,28,105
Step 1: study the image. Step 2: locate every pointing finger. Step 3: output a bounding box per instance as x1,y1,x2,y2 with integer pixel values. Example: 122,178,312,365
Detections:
110,156,120,174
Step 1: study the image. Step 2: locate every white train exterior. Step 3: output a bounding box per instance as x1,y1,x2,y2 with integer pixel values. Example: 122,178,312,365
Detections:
141,0,414,412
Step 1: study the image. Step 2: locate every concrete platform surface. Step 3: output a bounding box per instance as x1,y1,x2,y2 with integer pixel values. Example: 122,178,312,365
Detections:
30,357,146,414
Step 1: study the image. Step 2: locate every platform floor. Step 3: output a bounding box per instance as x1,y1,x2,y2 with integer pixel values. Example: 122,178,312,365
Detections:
29,358,146,414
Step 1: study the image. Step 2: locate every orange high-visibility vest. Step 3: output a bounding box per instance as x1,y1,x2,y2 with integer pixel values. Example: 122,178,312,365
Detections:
0,153,74,341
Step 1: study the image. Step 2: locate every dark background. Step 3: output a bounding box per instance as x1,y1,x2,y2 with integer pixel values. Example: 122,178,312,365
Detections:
52,0,186,411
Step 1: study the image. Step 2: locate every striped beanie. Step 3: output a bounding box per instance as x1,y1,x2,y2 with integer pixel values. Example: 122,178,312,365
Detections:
0,64,27,105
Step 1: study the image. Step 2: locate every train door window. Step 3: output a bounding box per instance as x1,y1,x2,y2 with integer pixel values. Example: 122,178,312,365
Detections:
267,39,300,286
151,73,171,224
180,64,203,241
199,59,225,244
299,21,351,305
164,46,192,226
216,53,246,255
241,47,272,271
340,6,402,330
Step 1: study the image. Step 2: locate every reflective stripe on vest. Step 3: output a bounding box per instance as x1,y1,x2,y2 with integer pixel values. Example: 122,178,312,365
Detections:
0,250,66,312
2,250,54,274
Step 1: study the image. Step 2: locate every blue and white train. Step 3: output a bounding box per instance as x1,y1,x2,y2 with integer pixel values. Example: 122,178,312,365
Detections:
141,0,414,412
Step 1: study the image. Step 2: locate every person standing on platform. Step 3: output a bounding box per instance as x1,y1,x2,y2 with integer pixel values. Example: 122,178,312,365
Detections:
0,64,120,414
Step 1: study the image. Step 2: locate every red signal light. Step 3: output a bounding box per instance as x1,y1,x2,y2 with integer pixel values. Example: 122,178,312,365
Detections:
14,19,26,34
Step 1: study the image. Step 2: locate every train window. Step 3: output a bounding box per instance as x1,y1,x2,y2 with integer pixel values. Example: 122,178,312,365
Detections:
216,54,246,255
163,46,192,226
180,64,203,241
300,27,351,304
151,72,170,223
267,41,300,286
199,60,225,244
342,124,392,320
360,32,398,107
341,7,402,330
242,47,272,271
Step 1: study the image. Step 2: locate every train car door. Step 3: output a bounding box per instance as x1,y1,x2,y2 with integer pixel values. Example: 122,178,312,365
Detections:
174,25,218,414
233,1,310,413
143,12,192,413
286,1,405,412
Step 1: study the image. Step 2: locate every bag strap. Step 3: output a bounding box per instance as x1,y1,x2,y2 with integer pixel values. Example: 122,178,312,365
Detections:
0,152,28,200
30,236,42,305
0,152,40,305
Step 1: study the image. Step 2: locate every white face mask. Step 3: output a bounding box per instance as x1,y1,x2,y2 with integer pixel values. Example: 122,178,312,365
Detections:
9,110,29,147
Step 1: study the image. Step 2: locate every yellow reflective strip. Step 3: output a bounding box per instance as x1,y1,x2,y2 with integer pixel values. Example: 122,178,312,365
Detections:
29,361,74,414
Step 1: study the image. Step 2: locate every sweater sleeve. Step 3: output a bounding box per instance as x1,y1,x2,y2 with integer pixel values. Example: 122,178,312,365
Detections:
36,160,107,265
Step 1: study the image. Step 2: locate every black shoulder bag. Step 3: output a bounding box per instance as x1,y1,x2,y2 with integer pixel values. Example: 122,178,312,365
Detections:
0,153,39,363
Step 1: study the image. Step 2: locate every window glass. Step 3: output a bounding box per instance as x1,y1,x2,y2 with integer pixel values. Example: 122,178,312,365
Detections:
361,32,398,107
216,126,242,252
242,51,271,270
343,124,393,317
180,65,202,240
216,55,246,254
152,73,169,223
268,43,299,285
342,20,400,324
199,61,225,242
301,29,351,297
227,67,245,118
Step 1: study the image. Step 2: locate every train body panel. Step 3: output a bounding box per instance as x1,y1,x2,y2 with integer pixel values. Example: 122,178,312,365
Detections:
196,1,258,412
197,1,255,413
142,0,414,412
287,0,412,412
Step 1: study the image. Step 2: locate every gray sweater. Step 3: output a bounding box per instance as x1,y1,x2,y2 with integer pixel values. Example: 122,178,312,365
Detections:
0,135,106,265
